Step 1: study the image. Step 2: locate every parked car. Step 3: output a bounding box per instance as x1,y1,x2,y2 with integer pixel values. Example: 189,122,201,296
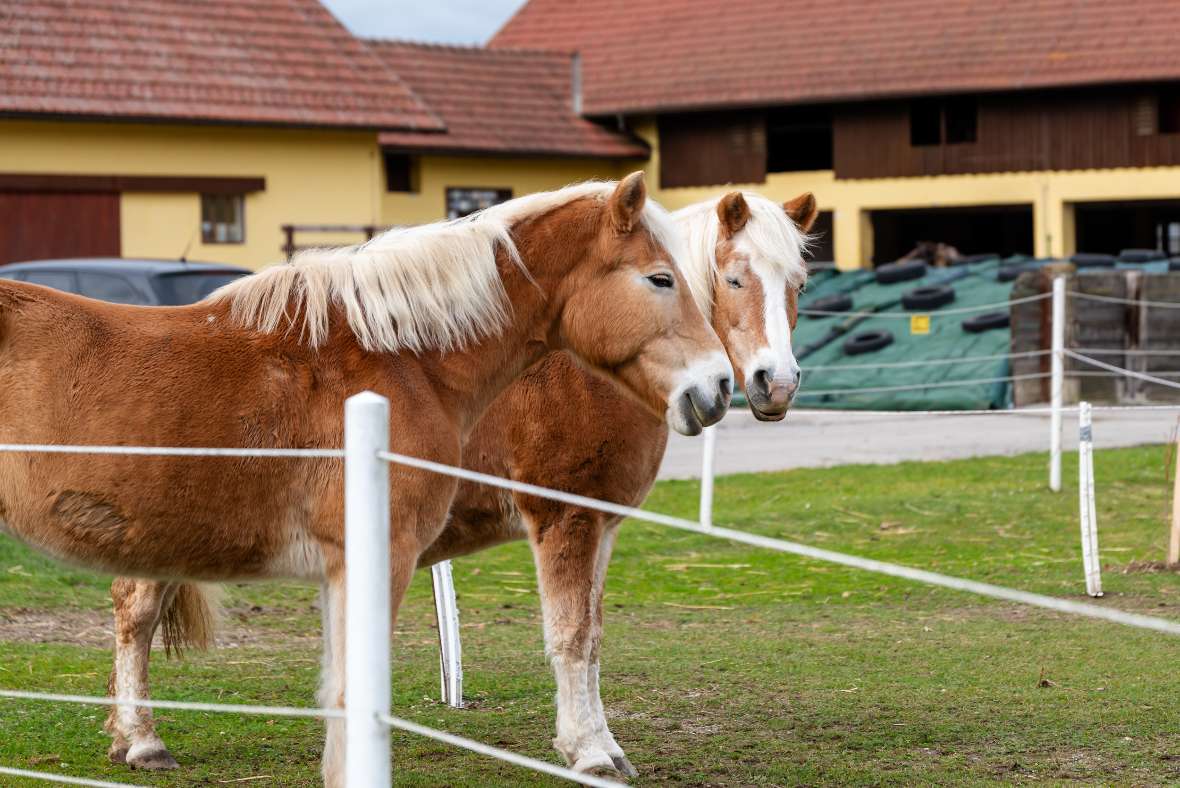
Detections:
0,258,251,305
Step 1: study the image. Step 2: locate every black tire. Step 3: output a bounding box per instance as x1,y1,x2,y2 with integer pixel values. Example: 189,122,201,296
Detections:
962,311,1010,333
1070,253,1116,268
804,293,853,316
997,264,1032,282
843,330,893,356
875,260,927,284
901,284,955,310
1118,248,1166,264
959,253,999,265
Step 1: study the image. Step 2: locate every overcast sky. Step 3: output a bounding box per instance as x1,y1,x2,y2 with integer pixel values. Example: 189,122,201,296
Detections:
321,0,529,44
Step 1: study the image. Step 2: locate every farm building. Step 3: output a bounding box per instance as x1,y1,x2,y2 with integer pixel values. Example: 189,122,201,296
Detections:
492,0,1180,268
0,0,643,269
7,0,1180,271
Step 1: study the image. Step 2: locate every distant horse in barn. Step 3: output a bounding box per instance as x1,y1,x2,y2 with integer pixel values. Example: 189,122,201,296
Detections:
104,188,815,779
0,173,733,787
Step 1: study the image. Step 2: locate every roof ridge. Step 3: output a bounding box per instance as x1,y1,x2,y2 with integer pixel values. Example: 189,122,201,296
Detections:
363,37,572,59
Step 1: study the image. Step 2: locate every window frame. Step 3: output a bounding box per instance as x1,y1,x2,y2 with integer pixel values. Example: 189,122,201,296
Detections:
201,193,246,245
444,187,513,220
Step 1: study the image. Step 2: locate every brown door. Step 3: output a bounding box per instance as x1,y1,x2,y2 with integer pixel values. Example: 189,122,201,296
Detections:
0,191,120,265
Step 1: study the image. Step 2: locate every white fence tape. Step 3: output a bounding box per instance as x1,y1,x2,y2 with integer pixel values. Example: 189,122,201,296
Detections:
0,766,146,788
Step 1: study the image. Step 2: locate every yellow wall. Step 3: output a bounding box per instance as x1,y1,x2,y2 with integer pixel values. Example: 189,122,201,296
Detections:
631,117,1180,269
0,120,381,270
381,154,629,226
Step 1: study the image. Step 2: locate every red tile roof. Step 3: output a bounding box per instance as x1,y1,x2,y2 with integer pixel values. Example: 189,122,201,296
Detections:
491,0,1180,115
372,41,647,158
0,0,443,130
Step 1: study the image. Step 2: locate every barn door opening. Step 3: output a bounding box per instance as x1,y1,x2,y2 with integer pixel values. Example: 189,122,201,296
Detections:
0,191,120,265
1073,199,1180,257
869,204,1034,265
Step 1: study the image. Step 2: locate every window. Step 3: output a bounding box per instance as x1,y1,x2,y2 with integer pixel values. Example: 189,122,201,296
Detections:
77,272,150,305
1159,86,1180,134
446,188,512,219
766,107,833,172
910,98,977,146
201,194,244,244
383,152,418,193
944,97,978,144
24,270,77,293
153,271,247,305
910,100,942,146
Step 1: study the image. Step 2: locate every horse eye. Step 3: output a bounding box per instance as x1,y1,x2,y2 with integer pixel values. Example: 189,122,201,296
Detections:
727,277,743,289
647,273,674,289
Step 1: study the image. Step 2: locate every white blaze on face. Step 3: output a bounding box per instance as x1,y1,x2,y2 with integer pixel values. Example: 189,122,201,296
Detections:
738,236,801,394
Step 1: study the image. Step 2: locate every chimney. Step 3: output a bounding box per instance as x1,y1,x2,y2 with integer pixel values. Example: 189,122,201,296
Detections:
570,51,583,116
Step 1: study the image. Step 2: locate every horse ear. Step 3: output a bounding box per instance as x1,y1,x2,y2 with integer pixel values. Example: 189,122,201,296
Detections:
609,171,647,233
716,191,750,239
784,192,819,233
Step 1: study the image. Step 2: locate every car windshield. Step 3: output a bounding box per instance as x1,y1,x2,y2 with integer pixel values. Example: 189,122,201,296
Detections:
152,271,247,305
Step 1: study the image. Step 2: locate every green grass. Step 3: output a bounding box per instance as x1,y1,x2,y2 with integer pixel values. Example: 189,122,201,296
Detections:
3,445,1180,785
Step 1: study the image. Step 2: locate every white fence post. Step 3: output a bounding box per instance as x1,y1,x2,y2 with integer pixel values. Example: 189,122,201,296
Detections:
431,560,464,708
1077,401,1103,597
1049,275,1066,492
345,392,392,788
699,424,717,529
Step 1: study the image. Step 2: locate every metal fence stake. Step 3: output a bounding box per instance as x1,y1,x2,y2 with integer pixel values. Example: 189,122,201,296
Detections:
431,560,464,708
1078,401,1103,597
699,424,717,529
344,392,392,788
1050,275,1066,492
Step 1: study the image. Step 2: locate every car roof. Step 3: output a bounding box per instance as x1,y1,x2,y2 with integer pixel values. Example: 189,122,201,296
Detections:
3,258,252,275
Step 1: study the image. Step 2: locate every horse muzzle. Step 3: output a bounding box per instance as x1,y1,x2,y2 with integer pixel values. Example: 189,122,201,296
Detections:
666,354,733,436
746,365,800,421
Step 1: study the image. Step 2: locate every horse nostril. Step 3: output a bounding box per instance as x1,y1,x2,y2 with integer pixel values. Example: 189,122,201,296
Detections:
754,368,772,395
718,375,732,401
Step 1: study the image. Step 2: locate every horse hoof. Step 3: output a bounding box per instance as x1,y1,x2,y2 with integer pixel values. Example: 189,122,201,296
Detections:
107,741,129,765
573,751,619,776
611,753,639,778
126,745,180,771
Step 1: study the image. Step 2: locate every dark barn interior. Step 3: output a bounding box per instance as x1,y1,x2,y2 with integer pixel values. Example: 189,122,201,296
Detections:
1074,200,1180,257
869,204,1034,265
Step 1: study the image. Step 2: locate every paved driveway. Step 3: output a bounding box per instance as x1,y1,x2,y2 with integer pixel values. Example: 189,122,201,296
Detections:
659,407,1179,479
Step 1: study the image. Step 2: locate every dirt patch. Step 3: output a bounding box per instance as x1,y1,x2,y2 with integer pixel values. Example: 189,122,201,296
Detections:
0,606,319,650
1118,560,1180,575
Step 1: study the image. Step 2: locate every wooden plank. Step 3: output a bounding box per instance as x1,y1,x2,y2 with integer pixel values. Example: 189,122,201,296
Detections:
0,191,120,264
0,173,265,194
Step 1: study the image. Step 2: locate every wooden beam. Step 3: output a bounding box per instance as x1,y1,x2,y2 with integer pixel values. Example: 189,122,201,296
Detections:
0,173,265,194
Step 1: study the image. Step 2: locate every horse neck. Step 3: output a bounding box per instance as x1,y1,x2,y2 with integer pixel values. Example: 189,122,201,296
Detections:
420,204,599,435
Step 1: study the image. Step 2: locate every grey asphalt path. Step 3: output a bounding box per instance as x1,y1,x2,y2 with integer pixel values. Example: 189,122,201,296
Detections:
658,407,1180,479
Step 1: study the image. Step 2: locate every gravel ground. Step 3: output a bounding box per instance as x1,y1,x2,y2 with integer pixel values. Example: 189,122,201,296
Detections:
659,406,1180,479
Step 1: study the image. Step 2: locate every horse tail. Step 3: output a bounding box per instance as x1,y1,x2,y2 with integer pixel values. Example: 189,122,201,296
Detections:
160,583,220,657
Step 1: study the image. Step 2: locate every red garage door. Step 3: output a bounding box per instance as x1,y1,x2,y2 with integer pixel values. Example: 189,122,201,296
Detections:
0,191,120,265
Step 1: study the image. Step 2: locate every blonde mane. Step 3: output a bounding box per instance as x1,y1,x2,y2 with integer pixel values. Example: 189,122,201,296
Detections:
672,193,811,315
210,181,678,354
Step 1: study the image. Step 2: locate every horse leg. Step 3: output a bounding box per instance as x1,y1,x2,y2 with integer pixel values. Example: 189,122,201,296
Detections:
319,544,420,788
528,507,617,774
583,521,637,778
104,577,179,770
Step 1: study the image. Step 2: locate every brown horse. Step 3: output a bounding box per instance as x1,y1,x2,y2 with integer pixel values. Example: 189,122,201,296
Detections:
0,173,734,786
104,189,816,779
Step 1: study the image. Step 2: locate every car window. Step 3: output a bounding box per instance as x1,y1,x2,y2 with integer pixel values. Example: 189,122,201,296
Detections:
77,272,151,305
0,271,23,282
24,271,78,293
153,271,247,305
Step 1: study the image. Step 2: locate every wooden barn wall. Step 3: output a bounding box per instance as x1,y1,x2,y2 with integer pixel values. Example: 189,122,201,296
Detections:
833,89,1180,180
658,111,766,188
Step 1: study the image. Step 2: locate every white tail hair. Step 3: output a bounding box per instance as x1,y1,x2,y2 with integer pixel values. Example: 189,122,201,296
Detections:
673,193,811,315
209,181,680,354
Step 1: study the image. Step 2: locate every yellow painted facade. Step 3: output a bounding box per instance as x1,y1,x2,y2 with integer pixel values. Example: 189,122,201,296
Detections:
631,118,1180,270
0,119,382,269
380,154,628,226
